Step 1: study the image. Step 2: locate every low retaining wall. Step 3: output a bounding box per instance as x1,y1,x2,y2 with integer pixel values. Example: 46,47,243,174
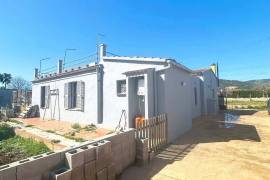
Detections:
0,129,136,180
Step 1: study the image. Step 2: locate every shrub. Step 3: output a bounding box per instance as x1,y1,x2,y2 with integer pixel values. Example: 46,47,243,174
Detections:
0,123,15,141
84,124,97,131
71,123,81,130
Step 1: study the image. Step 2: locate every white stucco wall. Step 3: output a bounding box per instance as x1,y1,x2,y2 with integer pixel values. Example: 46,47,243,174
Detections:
191,76,202,119
100,59,166,129
32,72,98,125
163,66,193,142
201,70,219,115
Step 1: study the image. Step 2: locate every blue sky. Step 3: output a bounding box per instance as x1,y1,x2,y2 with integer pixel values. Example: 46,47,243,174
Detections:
0,0,269,81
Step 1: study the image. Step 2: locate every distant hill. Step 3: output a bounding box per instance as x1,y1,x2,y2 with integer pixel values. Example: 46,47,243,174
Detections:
220,79,270,90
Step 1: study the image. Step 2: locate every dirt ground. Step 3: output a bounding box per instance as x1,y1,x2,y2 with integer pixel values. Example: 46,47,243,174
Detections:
121,110,270,180
14,118,111,141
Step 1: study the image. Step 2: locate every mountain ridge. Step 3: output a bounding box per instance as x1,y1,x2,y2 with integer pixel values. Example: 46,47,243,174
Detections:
220,79,270,90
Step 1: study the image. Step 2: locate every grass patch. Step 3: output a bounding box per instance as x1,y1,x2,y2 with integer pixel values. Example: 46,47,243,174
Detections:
63,134,85,142
8,119,23,125
0,123,15,141
0,136,50,165
71,123,81,130
45,130,56,134
83,124,97,131
25,124,34,128
227,100,267,110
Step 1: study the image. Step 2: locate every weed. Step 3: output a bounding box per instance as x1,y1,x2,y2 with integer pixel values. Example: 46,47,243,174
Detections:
25,124,34,128
84,124,97,131
71,123,81,130
0,135,50,165
0,123,15,141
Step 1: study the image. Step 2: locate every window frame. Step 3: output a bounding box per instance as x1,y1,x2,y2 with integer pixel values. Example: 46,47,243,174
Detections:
68,81,77,109
116,79,127,97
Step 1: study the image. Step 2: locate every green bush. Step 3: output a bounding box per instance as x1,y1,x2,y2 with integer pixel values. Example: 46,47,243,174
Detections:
84,124,97,131
71,123,81,130
0,123,15,141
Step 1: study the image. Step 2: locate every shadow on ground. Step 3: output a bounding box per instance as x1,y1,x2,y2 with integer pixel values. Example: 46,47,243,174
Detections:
120,110,261,180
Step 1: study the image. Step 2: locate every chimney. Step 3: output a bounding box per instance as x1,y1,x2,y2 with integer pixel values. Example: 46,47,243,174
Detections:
34,68,39,79
58,60,63,74
99,44,107,61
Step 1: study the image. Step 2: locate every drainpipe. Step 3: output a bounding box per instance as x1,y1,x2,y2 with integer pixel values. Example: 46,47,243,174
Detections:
96,64,104,124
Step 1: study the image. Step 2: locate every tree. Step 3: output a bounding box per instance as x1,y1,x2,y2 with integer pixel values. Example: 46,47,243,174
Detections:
9,77,31,90
0,73,12,89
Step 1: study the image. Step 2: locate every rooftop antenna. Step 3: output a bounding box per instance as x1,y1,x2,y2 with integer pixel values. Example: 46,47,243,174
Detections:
96,33,105,63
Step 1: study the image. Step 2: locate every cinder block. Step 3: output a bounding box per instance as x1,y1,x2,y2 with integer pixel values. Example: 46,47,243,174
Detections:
136,138,148,150
84,160,96,180
95,140,112,172
71,164,84,180
105,132,125,146
95,140,111,160
0,164,16,180
50,168,71,180
96,155,112,172
148,151,155,161
65,149,84,169
107,164,115,180
111,144,123,175
97,168,107,180
79,145,96,164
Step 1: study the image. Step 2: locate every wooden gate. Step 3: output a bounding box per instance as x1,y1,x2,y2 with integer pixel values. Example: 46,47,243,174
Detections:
135,114,168,152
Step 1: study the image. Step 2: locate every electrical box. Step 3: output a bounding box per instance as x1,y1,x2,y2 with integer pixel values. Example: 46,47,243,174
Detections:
137,78,145,96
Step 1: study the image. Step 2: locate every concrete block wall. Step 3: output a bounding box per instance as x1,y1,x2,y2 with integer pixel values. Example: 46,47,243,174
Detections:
0,129,136,180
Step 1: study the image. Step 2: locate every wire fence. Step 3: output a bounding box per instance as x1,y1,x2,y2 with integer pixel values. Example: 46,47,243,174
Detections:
40,53,97,75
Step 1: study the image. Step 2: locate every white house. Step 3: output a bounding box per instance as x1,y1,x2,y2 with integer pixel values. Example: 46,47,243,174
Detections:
192,66,219,117
32,44,218,142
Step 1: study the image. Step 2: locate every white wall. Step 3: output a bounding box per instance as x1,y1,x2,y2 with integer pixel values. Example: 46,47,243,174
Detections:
191,76,202,119
163,66,193,142
32,72,98,125
100,60,165,129
201,70,219,115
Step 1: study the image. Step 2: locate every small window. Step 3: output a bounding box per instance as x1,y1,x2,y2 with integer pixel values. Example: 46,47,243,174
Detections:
40,86,50,108
69,82,77,109
194,87,197,106
117,80,126,97
64,81,85,111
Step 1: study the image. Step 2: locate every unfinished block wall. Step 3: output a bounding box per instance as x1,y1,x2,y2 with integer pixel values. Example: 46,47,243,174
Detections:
0,129,136,180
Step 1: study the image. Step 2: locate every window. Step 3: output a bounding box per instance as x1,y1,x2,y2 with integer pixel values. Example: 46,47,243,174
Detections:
194,87,198,106
117,80,126,97
64,81,85,111
40,86,50,108
69,82,77,109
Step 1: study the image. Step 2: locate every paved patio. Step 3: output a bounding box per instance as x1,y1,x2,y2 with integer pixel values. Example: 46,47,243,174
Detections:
121,111,270,180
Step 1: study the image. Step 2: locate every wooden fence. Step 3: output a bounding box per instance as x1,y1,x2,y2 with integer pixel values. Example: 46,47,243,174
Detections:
135,114,168,152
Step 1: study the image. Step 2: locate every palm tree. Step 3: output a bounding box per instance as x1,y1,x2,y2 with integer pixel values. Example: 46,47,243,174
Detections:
2,73,12,89
0,73,3,85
